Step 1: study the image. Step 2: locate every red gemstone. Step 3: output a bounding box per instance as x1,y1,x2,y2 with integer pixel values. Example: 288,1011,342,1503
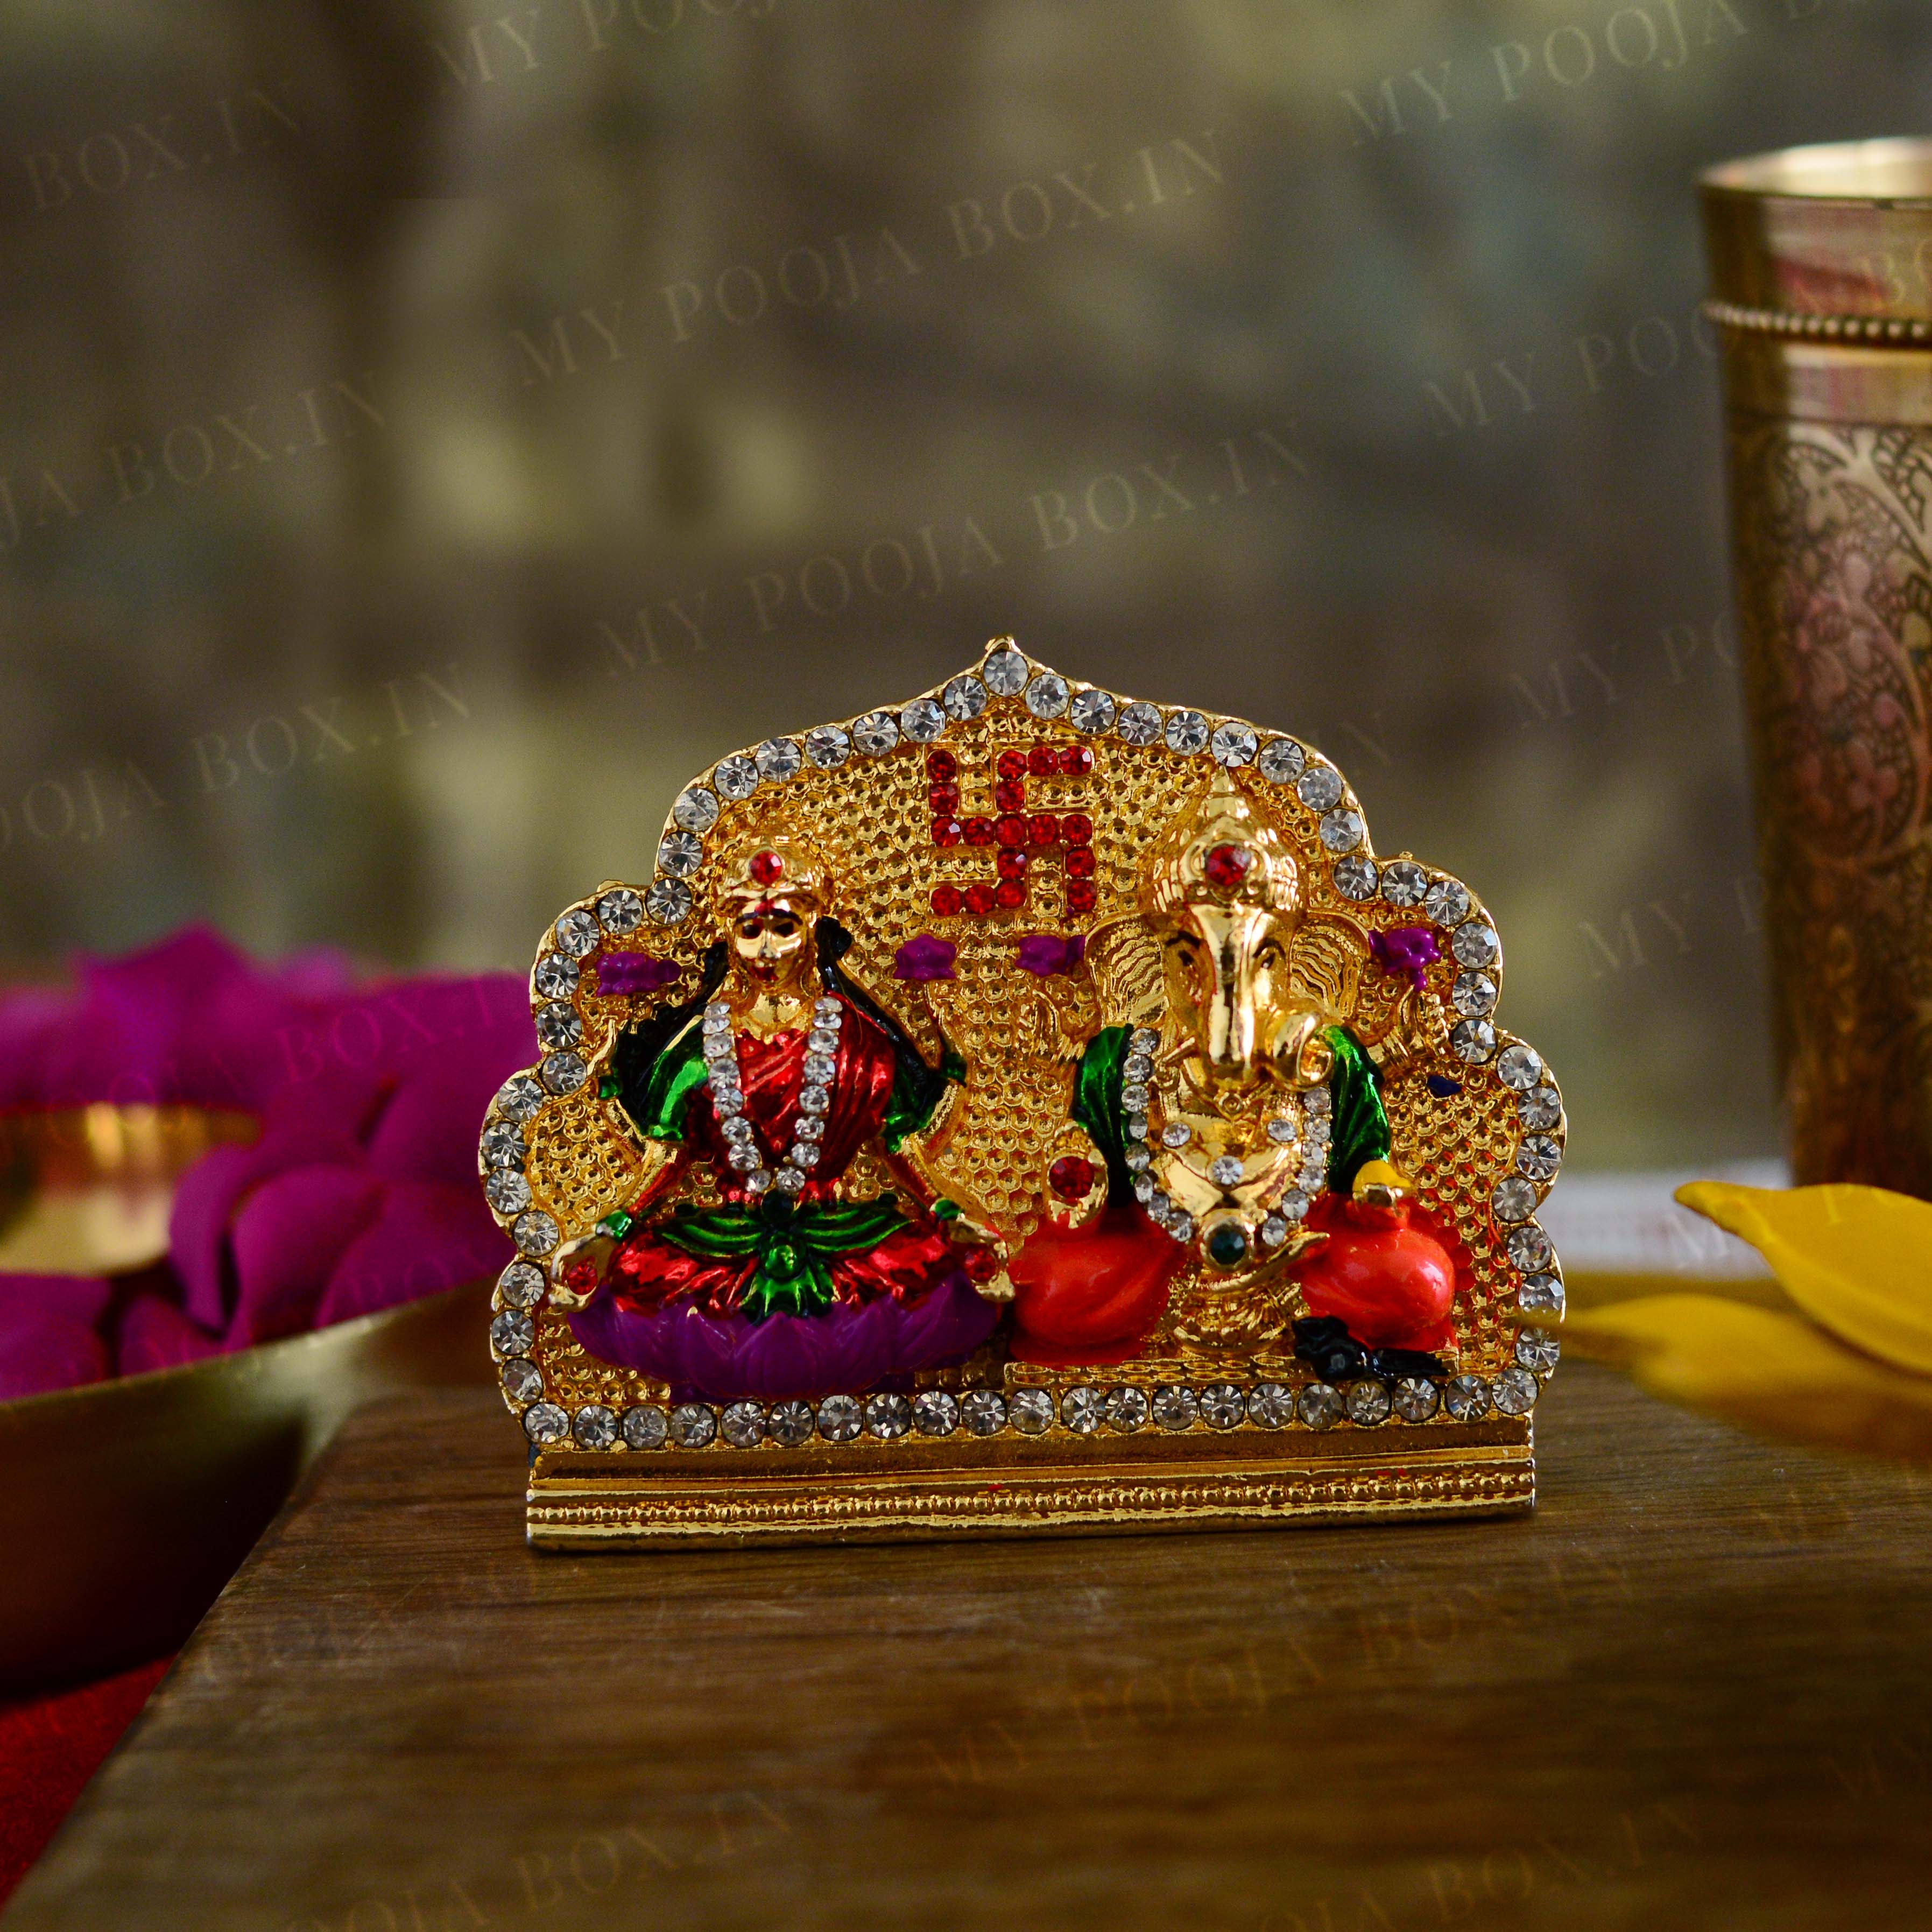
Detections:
995,814,1027,847
749,850,784,885
997,750,1027,782
928,783,961,814
1027,744,1058,777
930,884,963,915
926,749,958,782
964,882,996,916
1060,813,1093,846
932,816,963,847
993,879,1026,910
1204,842,1254,890
1060,744,1094,775
1049,1155,1097,1202
996,848,1028,879
1066,847,1096,880
1066,880,1098,914
963,816,995,846
562,1253,601,1293
1027,813,1059,847
995,780,1026,812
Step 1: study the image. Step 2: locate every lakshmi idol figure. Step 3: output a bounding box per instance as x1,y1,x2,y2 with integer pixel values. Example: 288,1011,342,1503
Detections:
559,834,1002,1402
1011,770,1460,1377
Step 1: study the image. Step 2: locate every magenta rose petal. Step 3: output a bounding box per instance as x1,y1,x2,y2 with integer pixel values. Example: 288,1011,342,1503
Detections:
0,1309,110,1400
116,1293,223,1377
314,1181,510,1328
225,1162,387,1346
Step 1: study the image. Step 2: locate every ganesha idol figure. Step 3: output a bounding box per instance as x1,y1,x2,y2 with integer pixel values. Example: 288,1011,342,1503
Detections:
553,833,1004,1402
1011,769,1459,1381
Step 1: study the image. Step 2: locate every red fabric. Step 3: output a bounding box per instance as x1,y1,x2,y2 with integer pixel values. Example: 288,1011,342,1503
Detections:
0,1656,171,1908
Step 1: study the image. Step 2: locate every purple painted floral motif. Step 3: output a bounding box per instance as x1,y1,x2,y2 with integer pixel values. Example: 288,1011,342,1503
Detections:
892,936,957,983
1369,925,1440,991
591,951,681,998
1015,934,1087,978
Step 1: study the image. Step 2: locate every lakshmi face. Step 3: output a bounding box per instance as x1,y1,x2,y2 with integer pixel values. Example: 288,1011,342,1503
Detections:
730,896,817,985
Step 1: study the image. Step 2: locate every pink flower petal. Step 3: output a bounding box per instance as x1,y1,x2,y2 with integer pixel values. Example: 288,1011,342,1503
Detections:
116,1293,222,1377
314,1181,510,1328
225,1163,387,1346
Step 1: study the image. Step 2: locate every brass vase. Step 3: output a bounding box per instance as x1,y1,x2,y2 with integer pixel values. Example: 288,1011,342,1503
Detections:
1704,140,1932,1194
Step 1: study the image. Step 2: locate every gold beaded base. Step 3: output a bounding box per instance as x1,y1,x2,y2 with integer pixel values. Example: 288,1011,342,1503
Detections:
525,1418,1533,1549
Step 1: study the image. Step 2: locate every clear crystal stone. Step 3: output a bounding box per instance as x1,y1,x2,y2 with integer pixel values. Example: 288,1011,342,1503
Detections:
1507,1222,1554,1272
814,997,842,1019
657,831,702,878
1259,1214,1291,1247
1209,1154,1244,1188
1247,1382,1294,1428
768,1399,815,1447
1496,1043,1543,1091
1009,1387,1054,1434
865,1392,911,1439
598,887,644,933
1334,855,1378,900
1126,1116,1148,1141
1452,971,1497,1017
900,697,947,742
491,1310,534,1356
983,646,1029,695
1124,1144,1152,1174
1516,1329,1561,1374
1518,1134,1562,1182
773,1167,807,1194
1161,1122,1191,1148
1025,673,1069,719
713,755,759,801
722,1115,755,1144
1443,1375,1490,1421
1278,1188,1311,1223
1059,1386,1103,1434
536,1002,582,1050
1519,1085,1563,1131
1319,808,1364,852
1392,1377,1440,1422
533,954,579,1000
1296,764,1343,812
803,1053,836,1082
1452,922,1500,970
1299,1383,1344,1429
816,1393,862,1442
1493,1366,1540,1414
1492,1176,1538,1223
622,1405,668,1449
1450,1019,1497,1064
512,1210,559,1256
669,1403,716,1448
721,1401,765,1448
789,1145,820,1171
1258,737,1306,784
1133,1176,1158,1205
498,1261,545,1309
1129,1027,1159,1052
1346,1380,1391,1426
1380,859,1427,907
554,908,600,957
852,709,899,755
1164,709,1209,754
943,674,989,721
1152,1385,1198,1430
1120,1083,1151,1113
541,1051,588,1094
1200,1383,1245,1429
481,1120,527,1169
755,737,801,781
1210,721,1258,766
803,724,850,767
1519,1272,1565,1318
1423,878,1471,926
913,1390,960,1436
501,1357,544,1402
744,1169,773,1195
1070,687,1117,734
1123,1059,1154,1088
799,1087,830,1116
1103,1385,1150,1432
574,1405,617,1449
1305,1087,1331,1118
727,1145,761,1173
961,1390,1007,1435
486,1169,533,1216
673,786,721,833
1117,701,1162,745
794,1116,825,1144
645,876,694,927
523,1402,568,1444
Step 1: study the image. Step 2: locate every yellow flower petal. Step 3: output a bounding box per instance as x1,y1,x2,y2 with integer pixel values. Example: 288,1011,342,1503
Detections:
1676,1181,1932,1376
1566,1293,1932,1462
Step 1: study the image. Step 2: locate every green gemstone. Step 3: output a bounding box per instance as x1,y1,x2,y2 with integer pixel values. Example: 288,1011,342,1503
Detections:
1206,1222,1249,1269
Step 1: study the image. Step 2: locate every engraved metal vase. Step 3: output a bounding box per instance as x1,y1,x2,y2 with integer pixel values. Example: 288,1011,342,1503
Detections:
1704,139,1932,1194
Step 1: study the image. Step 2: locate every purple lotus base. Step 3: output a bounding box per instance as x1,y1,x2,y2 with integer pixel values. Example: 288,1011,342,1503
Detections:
568,1270,1000,1404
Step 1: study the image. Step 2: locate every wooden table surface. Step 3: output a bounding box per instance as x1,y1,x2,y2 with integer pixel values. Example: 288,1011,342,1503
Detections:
9,1367,1930,1931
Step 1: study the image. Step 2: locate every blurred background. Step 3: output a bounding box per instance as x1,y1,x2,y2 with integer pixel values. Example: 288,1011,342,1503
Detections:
2,0,1926,1171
